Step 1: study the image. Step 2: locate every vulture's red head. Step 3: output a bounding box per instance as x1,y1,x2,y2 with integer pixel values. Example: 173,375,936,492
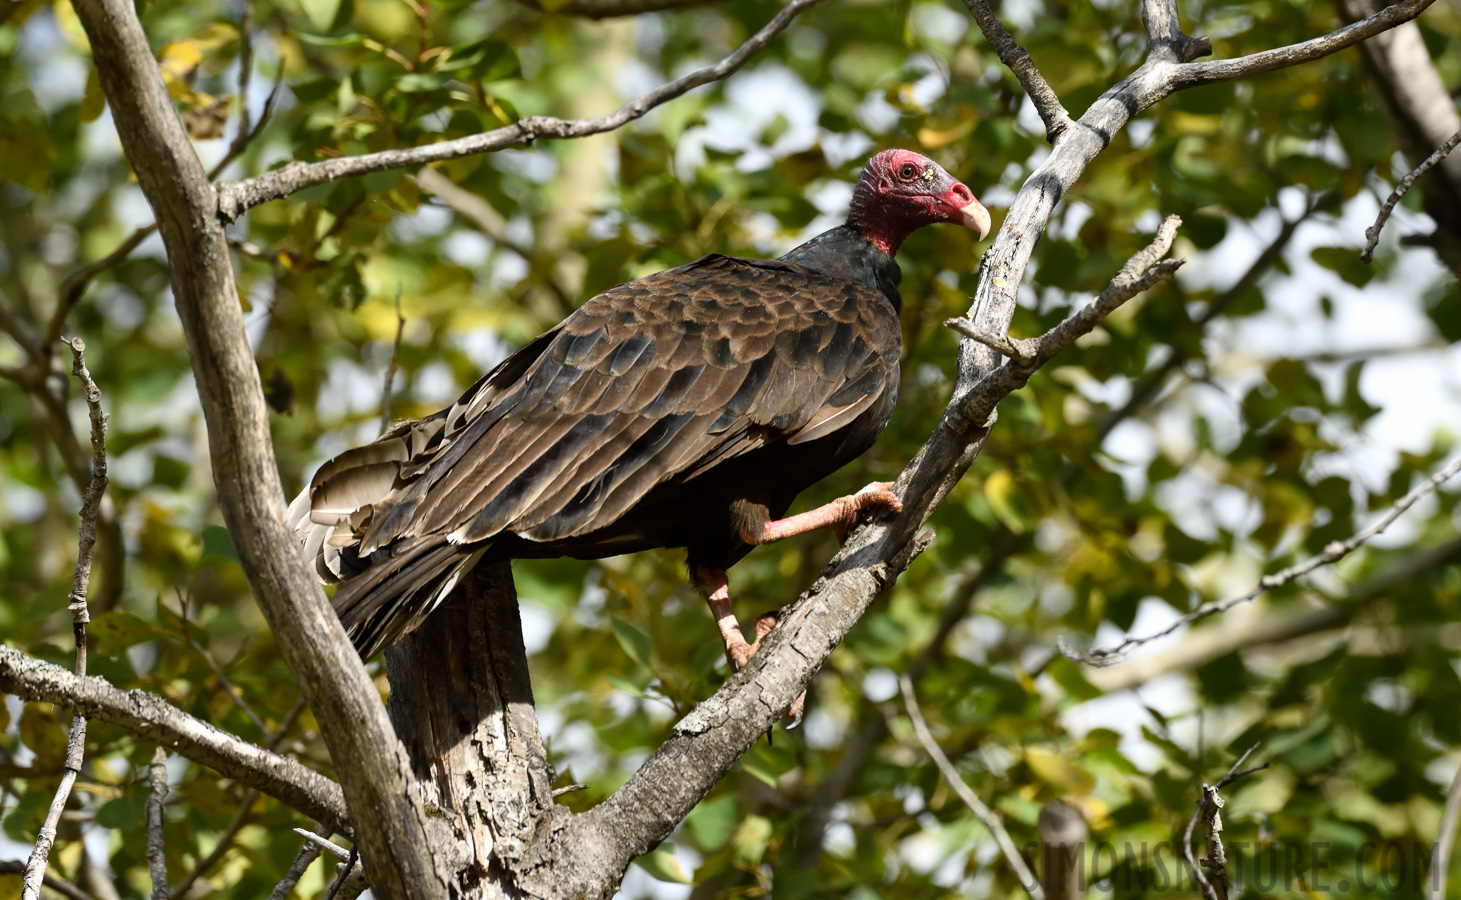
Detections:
849,149,991,255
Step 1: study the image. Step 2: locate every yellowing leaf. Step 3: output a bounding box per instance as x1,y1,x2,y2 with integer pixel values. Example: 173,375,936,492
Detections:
157,41,204,97
1025,746,1094,795
731,815,773,864
918,105,978,149
20,703,68,768
79,67,105,124
636,849,692,884
983,469,1026,534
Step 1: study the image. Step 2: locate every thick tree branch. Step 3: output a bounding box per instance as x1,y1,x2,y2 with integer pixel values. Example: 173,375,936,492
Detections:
0,647,350,835
899,676,1043,900
960,0,1073,143
69,0,442,894
215,0,825,222
1067,453,1461,666
1173,0,1437,88
1362,127,1461,263
22,339,108,900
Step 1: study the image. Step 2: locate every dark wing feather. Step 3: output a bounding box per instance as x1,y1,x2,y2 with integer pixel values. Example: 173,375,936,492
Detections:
291,253,901,654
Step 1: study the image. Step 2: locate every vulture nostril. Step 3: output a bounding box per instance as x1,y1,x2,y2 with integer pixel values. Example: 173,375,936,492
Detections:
952,184,971,202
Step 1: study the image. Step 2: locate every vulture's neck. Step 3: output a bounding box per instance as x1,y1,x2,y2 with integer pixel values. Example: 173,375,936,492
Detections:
779,225,904,312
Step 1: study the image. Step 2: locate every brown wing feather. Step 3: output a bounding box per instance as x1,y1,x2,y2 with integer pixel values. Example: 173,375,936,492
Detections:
293,253,901,651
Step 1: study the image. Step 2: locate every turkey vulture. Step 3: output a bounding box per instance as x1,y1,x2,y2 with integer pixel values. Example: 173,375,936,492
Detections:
288,148,990,686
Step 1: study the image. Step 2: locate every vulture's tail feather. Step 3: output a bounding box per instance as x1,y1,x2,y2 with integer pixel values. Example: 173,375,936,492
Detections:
332,539,485,659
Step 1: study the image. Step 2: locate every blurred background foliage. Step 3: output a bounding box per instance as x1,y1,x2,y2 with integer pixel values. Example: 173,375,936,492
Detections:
1,0,1460,896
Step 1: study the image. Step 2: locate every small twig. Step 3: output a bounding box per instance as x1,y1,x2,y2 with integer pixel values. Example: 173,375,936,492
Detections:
215,0,829,221
1362,127,1461,263
551,783,589,797
381,285,405,433
266,826,329,900
0,860,96,900
899,676,1045,900
322,846,360,900
1066,452,1461,666
293,828,353,861
1182,745,1267,900
959,0,1073,143
147,748,170,900
21,338,108,900
949,215,1184,431
1432,760,1461,900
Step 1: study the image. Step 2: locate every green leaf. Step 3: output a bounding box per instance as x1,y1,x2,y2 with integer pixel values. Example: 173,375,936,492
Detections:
610,616,653,668
299,0,350,33
89,611,157,652
199,525,238,565
635,848,692,884
685,795,738,850
95,791,150,829
606,674,645,698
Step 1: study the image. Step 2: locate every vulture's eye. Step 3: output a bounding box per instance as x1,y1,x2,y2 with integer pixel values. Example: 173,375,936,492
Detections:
898,164,917,179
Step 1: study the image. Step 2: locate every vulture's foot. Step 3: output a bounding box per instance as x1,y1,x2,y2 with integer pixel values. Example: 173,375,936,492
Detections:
696,567,806,726
750,481,903,545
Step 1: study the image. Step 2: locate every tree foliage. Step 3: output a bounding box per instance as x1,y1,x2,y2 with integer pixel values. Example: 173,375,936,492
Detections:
1,0,1459,897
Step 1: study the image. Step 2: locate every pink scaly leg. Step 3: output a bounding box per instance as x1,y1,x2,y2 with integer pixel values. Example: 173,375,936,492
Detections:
742,482,903,545
697,567,757,671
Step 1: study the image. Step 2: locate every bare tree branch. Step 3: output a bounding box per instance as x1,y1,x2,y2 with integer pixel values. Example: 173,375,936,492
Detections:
1140,0,1212,63
0,648,350,835
146,748,170,900
1433,760,1461,900
898,676,1044,900
1182,746,1268,900
1066,453,1461,666
1341,0,1461,279
214,0,828,222
69,0,445,892
266,827,329,900
1173,0,1437,88
21,338,108,900
949,215,1184,431
0,860,97,900
1088,535,1461,691
959,0,1073,143
1362,127,1461,263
